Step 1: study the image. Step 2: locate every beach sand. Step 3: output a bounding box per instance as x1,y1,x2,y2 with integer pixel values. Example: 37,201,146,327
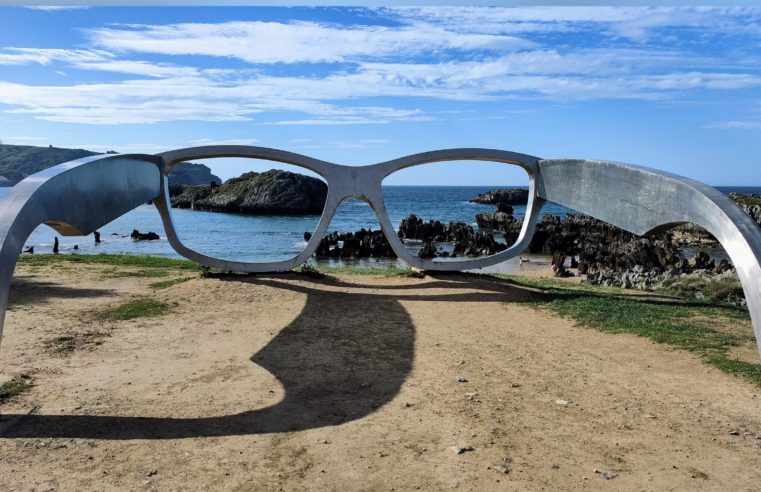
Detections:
0,261,760,490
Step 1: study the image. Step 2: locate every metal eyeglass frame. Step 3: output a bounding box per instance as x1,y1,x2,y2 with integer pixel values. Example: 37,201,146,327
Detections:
0,145,759,359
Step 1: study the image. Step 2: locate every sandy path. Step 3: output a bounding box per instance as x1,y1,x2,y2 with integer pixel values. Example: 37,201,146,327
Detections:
0,263,760,491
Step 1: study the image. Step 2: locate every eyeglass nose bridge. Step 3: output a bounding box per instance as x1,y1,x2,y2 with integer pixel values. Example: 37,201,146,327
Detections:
323,164,386,203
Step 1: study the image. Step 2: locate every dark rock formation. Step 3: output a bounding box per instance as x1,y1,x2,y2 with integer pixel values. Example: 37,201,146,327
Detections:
397,214,507,258
314,229,396,259
171,170,327,215
131,229,160,241
475,203,522,246
469,188,529,206
418,241,438,259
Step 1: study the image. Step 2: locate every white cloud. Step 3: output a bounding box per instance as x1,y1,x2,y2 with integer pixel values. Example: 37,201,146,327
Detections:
705,120,761,130
2,7,761,125
1,57,760,126
87,20,534,64
24,6,88,11
71,60,198,78
0,48,109,66
387,6,761,43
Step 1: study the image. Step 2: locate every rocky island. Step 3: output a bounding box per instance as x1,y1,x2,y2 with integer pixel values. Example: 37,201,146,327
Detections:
469,188,529,205
171,169,327,215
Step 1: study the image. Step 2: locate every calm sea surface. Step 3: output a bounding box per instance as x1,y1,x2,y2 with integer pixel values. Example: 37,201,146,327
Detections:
1,185,758,271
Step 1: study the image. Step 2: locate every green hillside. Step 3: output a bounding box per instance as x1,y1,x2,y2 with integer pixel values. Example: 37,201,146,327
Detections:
0,144,220,187
0,144,98,185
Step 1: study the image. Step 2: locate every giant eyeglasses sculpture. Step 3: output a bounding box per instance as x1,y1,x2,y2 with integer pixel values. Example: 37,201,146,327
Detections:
0,146,759,358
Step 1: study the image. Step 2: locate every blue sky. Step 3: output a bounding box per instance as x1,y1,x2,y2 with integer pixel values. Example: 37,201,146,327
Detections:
0,6,760,185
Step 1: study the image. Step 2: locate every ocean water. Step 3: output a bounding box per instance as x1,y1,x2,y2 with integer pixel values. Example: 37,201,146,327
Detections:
1,185,758,271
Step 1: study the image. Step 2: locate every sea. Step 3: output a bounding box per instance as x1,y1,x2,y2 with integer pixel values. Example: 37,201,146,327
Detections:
1,185,759,273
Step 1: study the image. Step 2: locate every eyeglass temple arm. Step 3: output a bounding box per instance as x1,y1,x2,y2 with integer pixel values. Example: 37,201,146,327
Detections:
536,158,761,358
0,154,163,343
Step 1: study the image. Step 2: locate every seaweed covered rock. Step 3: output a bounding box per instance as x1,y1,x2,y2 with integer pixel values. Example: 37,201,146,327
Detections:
171,169,327,215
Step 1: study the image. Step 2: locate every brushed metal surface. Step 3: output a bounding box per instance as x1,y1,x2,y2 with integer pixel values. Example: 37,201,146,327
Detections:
0,154,163,340
0,147,759,361
538,158,761,358
155,146,543,272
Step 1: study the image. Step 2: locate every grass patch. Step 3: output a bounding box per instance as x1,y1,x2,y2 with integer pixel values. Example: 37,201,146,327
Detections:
658,275,745,305
0,375,32,403
499,274,760,386
298,263,326,279
149,276,195,290
18,253,200,271
44,332,108,355
98,298,168,321
705,354,761,387
100,268,172,279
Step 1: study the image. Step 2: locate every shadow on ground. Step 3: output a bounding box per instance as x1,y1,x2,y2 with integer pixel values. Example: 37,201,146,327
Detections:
7,277,118,306
0,272,539,440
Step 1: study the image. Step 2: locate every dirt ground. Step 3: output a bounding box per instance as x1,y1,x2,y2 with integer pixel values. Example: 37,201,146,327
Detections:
0,262,760,491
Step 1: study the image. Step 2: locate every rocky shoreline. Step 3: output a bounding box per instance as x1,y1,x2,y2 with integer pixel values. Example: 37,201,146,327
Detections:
311,190,760,306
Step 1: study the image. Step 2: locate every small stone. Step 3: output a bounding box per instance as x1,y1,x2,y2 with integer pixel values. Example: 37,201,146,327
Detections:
465,392,478,400
555,399,569,406
317,439,331,444
450,445,474,454
644,413,657,419
490,464,509,474
455,376,469,383
403,402,413,408
728,430,740,436
511,383,521,388
146,470,157,477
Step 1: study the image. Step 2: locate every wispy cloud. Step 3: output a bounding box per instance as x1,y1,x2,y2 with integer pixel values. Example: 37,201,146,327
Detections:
24,6,88,11
1,7,761,126
0,48,109,66
705,120,761,130
88,20,533,65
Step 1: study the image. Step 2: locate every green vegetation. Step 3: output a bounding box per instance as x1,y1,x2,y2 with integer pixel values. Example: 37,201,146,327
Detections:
729,193,761,208
0,143,218,186
100,268,172,279
149,276,195,289
298,263,326,279
501,274,760,386
658,274,745,305
98,298,169,320
0,374,32,403
19,253,201,271
705,354,761,386
0,144,97,185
